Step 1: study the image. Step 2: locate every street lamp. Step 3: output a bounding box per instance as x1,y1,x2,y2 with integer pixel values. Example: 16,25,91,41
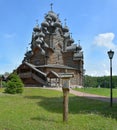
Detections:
107,50,114,107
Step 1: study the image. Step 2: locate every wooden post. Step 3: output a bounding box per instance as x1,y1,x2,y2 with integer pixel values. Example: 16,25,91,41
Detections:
61,73,73,122
62,87,69,122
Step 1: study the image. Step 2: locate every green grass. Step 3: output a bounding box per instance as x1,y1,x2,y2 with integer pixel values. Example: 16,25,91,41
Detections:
0,88,117,130
0,88,3,92
74,88,117,97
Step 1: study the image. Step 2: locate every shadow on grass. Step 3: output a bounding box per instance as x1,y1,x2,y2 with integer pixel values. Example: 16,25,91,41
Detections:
31,116,61,123
25,95,117,120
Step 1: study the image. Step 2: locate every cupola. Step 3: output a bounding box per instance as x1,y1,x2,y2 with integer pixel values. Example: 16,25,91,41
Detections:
41,20,49,27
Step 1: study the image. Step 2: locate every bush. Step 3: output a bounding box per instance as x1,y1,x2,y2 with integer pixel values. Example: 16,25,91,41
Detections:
4,73,24,94
1,81,7,88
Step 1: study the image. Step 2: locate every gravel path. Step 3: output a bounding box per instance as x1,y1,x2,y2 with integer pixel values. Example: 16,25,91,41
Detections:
44,87,117,103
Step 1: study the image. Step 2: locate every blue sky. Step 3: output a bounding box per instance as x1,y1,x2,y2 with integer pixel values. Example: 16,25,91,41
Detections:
0,0,117,76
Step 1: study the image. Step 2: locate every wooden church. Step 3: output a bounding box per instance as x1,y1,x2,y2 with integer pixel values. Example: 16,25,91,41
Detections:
17,5,84,87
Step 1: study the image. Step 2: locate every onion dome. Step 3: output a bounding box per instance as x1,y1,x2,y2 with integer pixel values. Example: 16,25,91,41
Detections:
33,25,40,32
36,37,43,44
54,20,61,28
39,31,45,37
63,32,70,38
45,15,52,22
66,44,77,52
41,26,47,33
76,44,82,51
62,25,69,32
41,20,49,27
73,52,83,59
69,37,74,43
48,11,57,21
25,51,33,57
34,32,40,39
28,51,33,56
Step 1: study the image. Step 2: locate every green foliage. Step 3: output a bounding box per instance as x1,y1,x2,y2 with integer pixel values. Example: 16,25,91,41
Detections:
84,75,117,88
1,81,6,87
4,73,24,94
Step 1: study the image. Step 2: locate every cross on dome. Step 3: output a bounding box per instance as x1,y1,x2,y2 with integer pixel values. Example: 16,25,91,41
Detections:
50,3,53,11
78,40,80,45
36,19,39,26
64,18,67,26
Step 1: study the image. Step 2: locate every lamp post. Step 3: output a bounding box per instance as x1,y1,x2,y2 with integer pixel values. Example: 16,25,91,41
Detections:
107,50,114,107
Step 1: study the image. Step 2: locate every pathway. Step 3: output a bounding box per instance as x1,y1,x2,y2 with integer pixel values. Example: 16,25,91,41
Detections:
44,87,117,103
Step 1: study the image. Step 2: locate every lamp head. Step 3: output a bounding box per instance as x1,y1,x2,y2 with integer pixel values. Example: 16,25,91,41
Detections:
108,50,114,59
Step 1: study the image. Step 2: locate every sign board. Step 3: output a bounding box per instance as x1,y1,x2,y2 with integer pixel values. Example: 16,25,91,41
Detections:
62,78,70,88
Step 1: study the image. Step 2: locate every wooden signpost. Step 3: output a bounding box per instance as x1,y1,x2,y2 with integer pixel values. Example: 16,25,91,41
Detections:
62,86,69,122
62,76,71,122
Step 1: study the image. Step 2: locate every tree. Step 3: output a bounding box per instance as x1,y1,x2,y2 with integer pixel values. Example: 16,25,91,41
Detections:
4,73,24,94
84,75,117,88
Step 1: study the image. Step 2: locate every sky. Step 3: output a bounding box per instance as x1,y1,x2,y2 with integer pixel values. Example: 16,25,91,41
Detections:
0,0,117,76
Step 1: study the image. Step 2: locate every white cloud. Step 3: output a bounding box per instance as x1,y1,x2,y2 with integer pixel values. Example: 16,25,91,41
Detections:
4,33,16,39
85,59,117,76
93,32,117,50
86,68,109,76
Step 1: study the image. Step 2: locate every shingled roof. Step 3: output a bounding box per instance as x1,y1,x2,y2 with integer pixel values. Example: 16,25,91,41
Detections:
24,62,46,77
36,64,78,70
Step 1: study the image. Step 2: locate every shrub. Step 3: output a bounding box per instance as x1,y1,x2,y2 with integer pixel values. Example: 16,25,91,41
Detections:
4,73,24,94
1,81,7,88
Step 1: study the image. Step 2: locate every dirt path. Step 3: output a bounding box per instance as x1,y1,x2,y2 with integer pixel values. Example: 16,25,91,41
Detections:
44,87,117,103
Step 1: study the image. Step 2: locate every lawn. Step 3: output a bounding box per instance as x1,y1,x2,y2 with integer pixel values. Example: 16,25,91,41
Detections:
74,88,117,97
0,88,117,130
